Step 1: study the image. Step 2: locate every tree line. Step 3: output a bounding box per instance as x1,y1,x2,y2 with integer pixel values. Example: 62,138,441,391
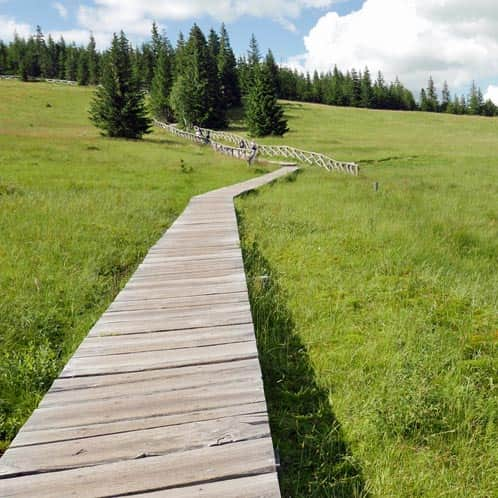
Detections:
1,24,496,125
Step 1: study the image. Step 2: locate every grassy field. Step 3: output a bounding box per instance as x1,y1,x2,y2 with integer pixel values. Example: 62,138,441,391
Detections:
0,80,266,452
235,103,498,496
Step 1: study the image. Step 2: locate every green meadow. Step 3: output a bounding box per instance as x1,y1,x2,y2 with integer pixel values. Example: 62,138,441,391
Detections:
0,80,263,452
235,103,498,496
0,80,496,497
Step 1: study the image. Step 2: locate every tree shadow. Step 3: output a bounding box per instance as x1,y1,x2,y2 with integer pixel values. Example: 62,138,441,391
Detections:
238,211,370,498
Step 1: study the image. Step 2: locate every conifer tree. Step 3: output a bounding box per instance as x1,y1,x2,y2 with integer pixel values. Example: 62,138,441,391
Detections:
44,35,57,78
90,31,151,139
468,81,483,115
441,81,450,112
420,88,429,111
0,41,7,74
77,49,89,85
87,35,99,85
350,68,361,107
57,37,66,79
151,35,174,121
206,31,227,128
151,22,162,63
265,50,280,98
218,24,240,108
170,24,226,128
425,76,439,112
360,67,373,108
245,64,288,137
65,43,78,81
243,34,261,95
208,29,220,60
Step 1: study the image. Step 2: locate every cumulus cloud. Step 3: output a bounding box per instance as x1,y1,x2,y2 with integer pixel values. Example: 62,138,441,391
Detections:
52,2,69,20
0,15,32,40
76,0,341,36
484,85,498,105
289,0,498,94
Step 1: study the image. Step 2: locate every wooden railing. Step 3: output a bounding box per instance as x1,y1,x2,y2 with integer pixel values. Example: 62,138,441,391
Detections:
164,122,359,176
154,120,256,163
0,75,77,85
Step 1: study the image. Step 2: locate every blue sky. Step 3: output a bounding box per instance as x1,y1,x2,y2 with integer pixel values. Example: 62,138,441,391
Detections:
0,0,365,60
1,0,498,102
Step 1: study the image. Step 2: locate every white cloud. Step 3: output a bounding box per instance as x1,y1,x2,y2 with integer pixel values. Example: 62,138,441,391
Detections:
288,0,498,95
52,2,69,20
76,0,341,36
484,85,498,105
0,15,32,40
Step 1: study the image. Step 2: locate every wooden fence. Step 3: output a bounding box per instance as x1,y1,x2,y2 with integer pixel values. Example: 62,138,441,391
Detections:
169,123,359,176
154,120,257,163
0,75,77,85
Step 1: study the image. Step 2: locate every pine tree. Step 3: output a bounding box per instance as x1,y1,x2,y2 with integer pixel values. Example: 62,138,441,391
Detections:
242,34,261,95
481,99,497,117
0,41,8,74
245,64,288,137
151,36,174,121
420,88,429,111
206,30,227,128
87,34,99,85
468,81,483,115
265,50,280,98
350,69,361,107
373,71,387,108
441,81,450,112
360,67,373,108
57,37,66,79
218,24,240,108
170,24,225,128
89,31,151,139
65,43,78,81
77,49,89,85
208,29,220,60
44,35,57,78
151,22,162,64
425,76,438,112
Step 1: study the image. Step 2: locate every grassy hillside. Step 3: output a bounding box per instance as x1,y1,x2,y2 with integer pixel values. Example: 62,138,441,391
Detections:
0,80,265,452
236,103,498,497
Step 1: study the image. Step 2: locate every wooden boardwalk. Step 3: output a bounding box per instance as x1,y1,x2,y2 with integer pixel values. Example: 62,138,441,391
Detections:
0,166,297,497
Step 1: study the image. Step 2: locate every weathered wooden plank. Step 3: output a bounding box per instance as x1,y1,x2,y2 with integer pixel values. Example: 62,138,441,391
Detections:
0,413,270,477
73,323,254,358
131,473,281,498
88,309,253,337
62,340,259,376
21,381,266,433
106,291,247,312
0,438,277,497
96,302,250,325
112,281,248,301
41,357,262,407
49,356,260,392
12,402,268,448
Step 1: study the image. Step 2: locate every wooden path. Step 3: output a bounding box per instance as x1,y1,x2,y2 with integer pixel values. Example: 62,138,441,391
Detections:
0,166,298,497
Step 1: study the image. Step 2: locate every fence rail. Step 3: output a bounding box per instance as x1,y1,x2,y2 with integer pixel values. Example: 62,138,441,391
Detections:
0,75,77,85
154,120,256,162
186,124,359,176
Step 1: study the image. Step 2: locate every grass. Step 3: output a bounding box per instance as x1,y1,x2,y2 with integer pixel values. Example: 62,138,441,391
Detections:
0,79,267,452
236,104,498,496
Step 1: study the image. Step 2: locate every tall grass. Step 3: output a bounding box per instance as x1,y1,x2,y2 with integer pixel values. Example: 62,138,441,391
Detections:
0,80,262,452
236,104,497,497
